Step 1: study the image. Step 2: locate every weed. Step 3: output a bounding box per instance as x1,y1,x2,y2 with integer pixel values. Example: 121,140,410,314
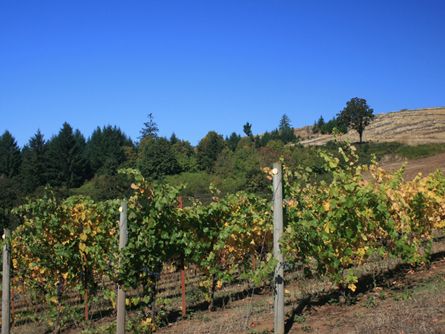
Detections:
302,324,313,332
294,314,306,324
364,295,377,308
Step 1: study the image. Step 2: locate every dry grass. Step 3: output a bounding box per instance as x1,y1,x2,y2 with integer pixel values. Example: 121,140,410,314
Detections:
298,107,445,146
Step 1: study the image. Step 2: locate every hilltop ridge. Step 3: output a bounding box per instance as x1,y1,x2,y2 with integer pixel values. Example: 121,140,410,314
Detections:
296,107,445,146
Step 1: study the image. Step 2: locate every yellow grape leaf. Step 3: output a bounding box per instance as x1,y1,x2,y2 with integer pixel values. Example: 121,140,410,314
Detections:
130,183,139,190
79,242,87,252
347,283,356,292
323,222,331,233
323,201,330,212
216,280,223,289
80,233,88,241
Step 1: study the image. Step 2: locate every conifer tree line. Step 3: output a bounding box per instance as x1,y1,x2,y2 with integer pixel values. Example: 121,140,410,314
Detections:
0,114,301,226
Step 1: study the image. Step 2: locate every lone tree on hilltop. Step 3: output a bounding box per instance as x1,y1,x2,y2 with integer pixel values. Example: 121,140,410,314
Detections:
243,122,253,137
338,97,374,143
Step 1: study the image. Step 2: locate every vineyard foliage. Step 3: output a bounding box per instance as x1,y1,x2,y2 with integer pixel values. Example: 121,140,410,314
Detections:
282,144,445,290
8,143,445,329
11,193,119,326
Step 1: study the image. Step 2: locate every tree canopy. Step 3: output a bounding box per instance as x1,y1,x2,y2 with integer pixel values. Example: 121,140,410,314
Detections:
196,131,226,172
137,137,181,179
338,97,375,143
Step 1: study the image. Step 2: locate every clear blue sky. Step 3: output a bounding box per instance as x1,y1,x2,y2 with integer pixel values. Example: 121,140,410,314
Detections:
1,0,445,147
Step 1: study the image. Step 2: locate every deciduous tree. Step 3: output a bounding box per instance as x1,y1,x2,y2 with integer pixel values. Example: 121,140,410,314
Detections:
196,131,226,172
338,97,374,143
137,137,181,179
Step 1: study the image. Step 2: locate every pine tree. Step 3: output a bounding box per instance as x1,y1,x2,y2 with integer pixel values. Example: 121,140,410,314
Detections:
139,113,159,140
169,133,179,145
20,130,48,192
278,114,297,143
86,126,132,176
243,122,253,137
226,132,241,151
46,122,89,188
0,131,22,178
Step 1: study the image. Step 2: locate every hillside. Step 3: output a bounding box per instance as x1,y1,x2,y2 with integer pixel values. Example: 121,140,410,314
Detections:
297,107,445,146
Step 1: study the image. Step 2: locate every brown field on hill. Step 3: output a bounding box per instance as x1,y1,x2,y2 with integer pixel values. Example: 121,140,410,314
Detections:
298,107,445,146
381,152,445,180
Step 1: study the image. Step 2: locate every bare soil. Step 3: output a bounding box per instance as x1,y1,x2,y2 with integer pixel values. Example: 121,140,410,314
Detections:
157,244,445,334
282,259,445,334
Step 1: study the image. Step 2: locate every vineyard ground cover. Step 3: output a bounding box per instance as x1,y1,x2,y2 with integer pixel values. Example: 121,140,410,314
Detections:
3,267,206,326
9,239,445,334
156,239,445,334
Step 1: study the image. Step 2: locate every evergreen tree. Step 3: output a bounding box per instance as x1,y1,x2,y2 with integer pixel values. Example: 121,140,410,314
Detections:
314,116,325,133
243,122,253,137
196,131,226,172
279,114,292,131
86,125,132,176
139,113,159,140
0,131,21,178
321,117,348,134
46,122,89,188
0,131,22,227
278,114,297,143
170,133,179,145
226,132,241,151
20,130,48,192
137,137,181,179
312,120,319,134
0,176,20,228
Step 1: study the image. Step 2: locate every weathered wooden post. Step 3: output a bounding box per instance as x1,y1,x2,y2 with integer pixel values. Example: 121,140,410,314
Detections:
2,228,11,334
272,163,284,334
178,196,187,319
116,201,128,334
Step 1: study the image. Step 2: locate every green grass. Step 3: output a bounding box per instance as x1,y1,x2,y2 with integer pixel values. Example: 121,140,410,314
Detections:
358,142,445,161
322,142,445,164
